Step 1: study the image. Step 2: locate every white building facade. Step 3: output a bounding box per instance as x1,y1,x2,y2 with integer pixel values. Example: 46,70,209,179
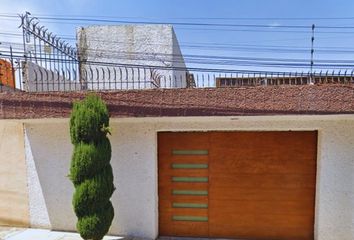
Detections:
77,25,188,90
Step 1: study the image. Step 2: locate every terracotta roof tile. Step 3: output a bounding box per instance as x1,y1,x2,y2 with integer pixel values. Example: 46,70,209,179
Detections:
0,84,354,119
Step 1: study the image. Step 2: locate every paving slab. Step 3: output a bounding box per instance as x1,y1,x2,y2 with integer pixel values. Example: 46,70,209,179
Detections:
0,228,122,240
0,227,26,240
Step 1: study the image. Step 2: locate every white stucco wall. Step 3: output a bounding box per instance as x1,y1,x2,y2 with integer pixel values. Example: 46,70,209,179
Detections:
23,61,82,92
24,120,158,237
77,25,187,90
1,115,354,239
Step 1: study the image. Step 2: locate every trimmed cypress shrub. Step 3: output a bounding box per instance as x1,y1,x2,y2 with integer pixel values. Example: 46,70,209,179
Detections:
70,94,109,144
69,94,114,240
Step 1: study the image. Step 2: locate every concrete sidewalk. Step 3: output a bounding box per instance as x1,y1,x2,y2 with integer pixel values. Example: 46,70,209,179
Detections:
0,227,122,240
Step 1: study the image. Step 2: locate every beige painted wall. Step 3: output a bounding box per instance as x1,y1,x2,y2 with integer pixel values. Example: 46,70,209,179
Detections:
1,115,354,240
0,122,29,227
24,121,157,237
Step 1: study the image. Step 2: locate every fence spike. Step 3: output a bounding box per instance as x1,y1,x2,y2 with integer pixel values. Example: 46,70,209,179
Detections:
107,67,111,81
113,67,117,82
125,67,128,81
55,69,60,82
88,66,93,81
119,67,123,81
33,68,38,82
131,67,135,86
137,67,141,82
55,37,61,47
51,35,57,45
73,68,77,81
38,67,44,82
32,21,39,32
28,16,38,27
42,28,48,38
101,67,105,81
61,69,66,81
38,25,45,35
51,69,55,81
47,32,53,41
45,67,49,81
18,14,26,28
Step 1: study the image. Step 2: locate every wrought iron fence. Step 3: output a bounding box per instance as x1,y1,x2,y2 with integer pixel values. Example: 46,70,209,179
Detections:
18,12,80,92
2,55,354,92
0,12,354,92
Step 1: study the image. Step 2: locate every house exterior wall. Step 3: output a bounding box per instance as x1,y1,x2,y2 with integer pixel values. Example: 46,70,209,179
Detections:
77,25,187,90
0,115,353,239
0,122,29,227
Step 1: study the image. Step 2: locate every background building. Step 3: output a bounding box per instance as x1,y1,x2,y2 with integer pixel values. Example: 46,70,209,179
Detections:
77,25,188,90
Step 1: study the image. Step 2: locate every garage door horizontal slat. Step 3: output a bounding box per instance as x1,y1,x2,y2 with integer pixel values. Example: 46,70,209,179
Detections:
159,207,208,216
209,199,313,216
172,177,208,183
159,157,208,167
172,150,208,155
172,203,208,208
210,162,316,174
209,188,315,201
159,195,209,202
159,215,209,237
172,163,208,169
159,169,209,177
159,181,208,189
209,174,315,189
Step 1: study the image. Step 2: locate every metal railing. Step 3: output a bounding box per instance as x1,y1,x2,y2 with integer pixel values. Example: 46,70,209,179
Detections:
1,49,354,92
0,12,354,92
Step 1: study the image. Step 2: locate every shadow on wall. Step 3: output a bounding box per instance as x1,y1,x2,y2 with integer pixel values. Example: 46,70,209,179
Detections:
24,121,157,238
25,123,76,231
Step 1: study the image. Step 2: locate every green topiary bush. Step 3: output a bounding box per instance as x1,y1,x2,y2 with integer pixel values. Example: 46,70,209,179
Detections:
69,94,114,240
70,94,110,144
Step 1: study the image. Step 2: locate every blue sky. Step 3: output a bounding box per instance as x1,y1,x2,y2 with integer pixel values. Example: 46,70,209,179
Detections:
1,0,354,72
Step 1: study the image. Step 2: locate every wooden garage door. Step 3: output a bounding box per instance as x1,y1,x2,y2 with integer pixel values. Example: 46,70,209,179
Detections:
158,131,317,240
